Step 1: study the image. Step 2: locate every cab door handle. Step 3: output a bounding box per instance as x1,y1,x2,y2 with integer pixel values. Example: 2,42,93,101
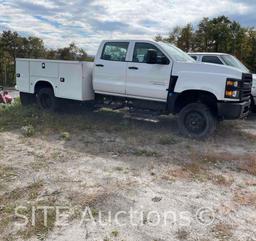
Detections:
96,64,104,67
129,67,138,70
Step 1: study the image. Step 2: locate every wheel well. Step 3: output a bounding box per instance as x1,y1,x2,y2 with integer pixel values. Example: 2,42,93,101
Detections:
174,90,218,114
34,81,54,94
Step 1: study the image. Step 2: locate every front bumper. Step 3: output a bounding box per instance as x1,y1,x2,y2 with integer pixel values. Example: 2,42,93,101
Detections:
218,100,250,120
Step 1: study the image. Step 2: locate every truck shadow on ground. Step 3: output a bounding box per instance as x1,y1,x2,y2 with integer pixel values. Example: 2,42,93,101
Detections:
57,101,180,135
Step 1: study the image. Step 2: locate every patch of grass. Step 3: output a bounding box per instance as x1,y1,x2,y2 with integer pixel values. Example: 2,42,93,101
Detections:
16,203,56,240
189,150,256,176
0,165,17,182
103,237,111,241
67,188,110,220
159,135,178,145
165,163,207,180
0,101,134,137
60,131,71,141
21,125,35,137
132,148,159,157
164,164,233,186
2,181,44,204
0,180,57,240
50,151,65,162
176,229,189,240
114,166,124,172
238,157,256,176
111,230,119,237
233,190,256,207
30,158,49,171
210,174,233,186
212,223,233,240
90,208,99,218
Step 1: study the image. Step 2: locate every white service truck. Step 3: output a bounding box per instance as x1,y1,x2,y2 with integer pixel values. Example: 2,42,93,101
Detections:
16,40,252,138
188,52,256,111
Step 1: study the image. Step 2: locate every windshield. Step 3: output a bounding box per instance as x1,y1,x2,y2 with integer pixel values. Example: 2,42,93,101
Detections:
220,55,249,72
158,42,195,63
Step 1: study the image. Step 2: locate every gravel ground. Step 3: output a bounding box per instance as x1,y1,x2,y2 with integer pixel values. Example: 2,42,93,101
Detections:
0,103,256,241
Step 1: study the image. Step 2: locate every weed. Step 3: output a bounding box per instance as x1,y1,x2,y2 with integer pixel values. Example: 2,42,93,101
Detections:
0,165,17,182
212,223,233,240
0,180,58,240
233,191,256,207
21,125,35,137
114,166,123,172
60,132,71,141
132,149,159,157
159,135,178,145
111,230,119,237
176,229,189,240
103,238,111,241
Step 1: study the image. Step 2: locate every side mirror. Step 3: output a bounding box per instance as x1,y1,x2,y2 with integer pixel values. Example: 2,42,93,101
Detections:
159,56,169,65
146,49,158,64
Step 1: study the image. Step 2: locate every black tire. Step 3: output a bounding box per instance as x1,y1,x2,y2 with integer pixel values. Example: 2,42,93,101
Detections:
36,88,57,111
250,96,256,113
20,92,36,106
178,103,216,139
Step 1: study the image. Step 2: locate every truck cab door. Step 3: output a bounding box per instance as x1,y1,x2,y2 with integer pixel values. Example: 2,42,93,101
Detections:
126,42,172,101
93,42,129,95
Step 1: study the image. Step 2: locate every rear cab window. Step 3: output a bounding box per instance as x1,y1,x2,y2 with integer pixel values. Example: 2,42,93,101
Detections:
101,42,129,62
202,55,223,65
190,55,198,61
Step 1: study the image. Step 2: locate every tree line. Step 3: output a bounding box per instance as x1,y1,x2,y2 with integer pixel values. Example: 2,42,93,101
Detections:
155,16,256,72
1,15,256,86
0,31,93,86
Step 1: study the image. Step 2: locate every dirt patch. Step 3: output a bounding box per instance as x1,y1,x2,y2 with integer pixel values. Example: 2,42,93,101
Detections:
0,102,256,241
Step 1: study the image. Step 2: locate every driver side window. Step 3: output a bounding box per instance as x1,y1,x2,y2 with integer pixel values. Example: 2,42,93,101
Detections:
133,43,169,64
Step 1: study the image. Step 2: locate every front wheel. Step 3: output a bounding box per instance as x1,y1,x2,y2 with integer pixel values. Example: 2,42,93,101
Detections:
250,96,256,113
178,103,216,139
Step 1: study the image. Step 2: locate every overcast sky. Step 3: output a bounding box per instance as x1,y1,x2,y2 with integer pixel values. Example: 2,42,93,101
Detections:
0,0,255,54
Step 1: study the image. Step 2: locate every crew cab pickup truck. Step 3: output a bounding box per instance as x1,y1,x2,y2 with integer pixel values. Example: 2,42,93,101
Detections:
16,40,252,138
188,52,256,111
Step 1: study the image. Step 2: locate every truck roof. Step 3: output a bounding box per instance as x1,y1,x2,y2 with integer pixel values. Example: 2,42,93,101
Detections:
102,39,157,43
188,52,230,56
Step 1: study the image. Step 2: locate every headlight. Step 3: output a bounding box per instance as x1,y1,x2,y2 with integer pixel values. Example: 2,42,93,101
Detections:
225,79,240,99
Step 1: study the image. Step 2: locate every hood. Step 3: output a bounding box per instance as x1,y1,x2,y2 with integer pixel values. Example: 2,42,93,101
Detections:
172,61,244,79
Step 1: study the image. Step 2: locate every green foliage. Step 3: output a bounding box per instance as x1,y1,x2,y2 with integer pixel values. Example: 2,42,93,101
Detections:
155,15,256,72
60,131,71,141
21,124,35,137
0,31,92,87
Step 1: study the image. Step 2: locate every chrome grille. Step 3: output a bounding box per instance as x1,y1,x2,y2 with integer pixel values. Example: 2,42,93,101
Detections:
239,73,252,101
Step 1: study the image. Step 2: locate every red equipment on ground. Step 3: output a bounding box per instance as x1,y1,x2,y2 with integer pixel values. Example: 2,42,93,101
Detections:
0,86,13,104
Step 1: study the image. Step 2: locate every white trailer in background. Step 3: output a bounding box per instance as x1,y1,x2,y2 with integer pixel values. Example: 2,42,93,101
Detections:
16,40,252,138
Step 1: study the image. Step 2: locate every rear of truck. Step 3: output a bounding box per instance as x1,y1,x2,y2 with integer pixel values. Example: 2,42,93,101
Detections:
16,59,94,108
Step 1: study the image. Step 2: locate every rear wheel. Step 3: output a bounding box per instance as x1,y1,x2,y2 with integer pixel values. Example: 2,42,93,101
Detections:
36,88,57,111
20,92,35,106
178,103,216,139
